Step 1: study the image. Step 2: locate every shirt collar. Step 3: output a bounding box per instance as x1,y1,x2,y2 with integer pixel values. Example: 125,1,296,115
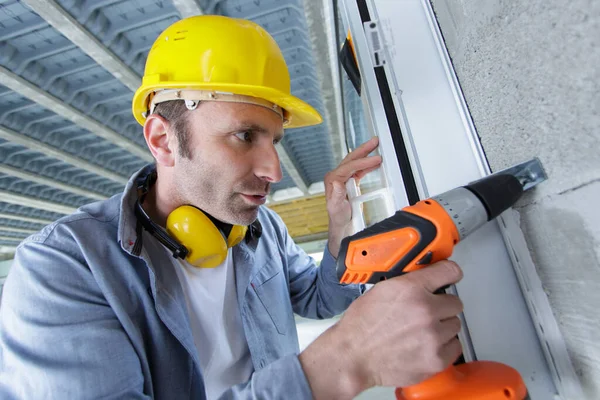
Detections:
118,163,156,255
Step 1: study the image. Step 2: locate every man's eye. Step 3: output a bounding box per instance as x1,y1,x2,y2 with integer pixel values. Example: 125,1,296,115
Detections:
234,131,252,142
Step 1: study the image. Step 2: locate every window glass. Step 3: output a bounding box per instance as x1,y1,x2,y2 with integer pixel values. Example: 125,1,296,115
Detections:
337,5,392,227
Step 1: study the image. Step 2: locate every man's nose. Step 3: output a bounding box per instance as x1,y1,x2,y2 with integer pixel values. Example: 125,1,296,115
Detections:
255,143,283,183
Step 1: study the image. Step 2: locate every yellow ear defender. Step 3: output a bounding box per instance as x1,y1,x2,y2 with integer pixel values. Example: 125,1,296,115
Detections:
167,206,247,268
134,170,259,268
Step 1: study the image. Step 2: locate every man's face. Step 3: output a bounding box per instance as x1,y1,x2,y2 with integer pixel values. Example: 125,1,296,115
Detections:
172,101,284,226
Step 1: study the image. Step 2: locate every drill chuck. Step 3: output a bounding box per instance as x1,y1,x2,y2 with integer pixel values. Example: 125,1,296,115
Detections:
431,187,488,241
431,173,524,242
464,173,524,220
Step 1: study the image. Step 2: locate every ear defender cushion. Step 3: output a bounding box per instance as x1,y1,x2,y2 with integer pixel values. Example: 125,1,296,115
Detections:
167,205,228,268
227,225,248,247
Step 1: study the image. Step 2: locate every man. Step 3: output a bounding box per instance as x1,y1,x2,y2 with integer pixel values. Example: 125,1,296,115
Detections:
0,15,463,399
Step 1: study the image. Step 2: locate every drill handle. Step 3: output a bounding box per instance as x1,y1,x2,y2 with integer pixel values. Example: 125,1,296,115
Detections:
336,209,433,284
336,199,460,284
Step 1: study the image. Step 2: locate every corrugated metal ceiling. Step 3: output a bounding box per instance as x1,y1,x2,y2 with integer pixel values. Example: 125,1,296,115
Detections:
0,0,348,250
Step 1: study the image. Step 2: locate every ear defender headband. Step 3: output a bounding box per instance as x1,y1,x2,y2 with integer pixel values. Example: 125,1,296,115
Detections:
134,170,252,268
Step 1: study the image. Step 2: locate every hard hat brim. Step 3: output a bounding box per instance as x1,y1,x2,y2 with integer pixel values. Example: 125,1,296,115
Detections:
132,82,323,129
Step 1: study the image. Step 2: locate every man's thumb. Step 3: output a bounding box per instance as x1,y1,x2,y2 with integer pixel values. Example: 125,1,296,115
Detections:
407,261,463,293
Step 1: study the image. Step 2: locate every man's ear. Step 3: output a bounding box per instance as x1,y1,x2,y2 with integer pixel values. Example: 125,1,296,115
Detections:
144,114,175,167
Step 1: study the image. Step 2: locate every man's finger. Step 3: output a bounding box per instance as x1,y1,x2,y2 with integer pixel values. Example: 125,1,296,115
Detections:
339,136,379,165
432,297,464,324
353,164,382,181
439,337,463,368
405,261,463,293
437,317,462,343
327,156,382,186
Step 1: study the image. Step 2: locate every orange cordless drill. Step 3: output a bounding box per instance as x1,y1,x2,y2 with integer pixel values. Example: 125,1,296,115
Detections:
336,159,546,399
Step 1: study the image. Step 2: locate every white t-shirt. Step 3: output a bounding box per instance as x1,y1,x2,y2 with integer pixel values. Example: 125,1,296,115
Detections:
171,248,253,399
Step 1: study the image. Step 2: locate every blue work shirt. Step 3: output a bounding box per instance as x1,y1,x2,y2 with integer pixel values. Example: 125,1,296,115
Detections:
0,165,363,399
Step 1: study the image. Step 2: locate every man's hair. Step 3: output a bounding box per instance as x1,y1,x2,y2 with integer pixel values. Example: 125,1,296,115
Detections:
152,100,192,159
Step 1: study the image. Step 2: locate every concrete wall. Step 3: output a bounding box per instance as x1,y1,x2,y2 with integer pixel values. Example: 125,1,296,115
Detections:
430,0,599,398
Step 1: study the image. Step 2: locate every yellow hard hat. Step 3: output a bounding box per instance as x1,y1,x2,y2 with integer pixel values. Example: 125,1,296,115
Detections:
132,15,323,129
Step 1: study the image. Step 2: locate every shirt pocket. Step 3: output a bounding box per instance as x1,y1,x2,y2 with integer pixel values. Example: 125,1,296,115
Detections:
251,262,290,335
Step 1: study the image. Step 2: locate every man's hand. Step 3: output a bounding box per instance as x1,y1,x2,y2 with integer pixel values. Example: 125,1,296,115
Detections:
325,136,382,258
299,261,464,400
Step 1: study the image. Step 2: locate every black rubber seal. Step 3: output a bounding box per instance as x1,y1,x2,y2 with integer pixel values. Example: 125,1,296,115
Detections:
356,0,420,205
357,0,370,23
374,67,420,205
